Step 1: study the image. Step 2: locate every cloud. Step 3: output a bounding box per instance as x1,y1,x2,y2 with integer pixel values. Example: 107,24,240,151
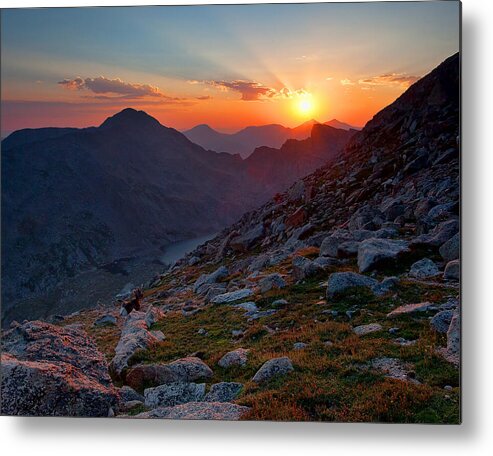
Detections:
196,95,212,100
326,77,333,81
358,73,419,88
192,79,307,102
58,76,177,100
340,79,356,86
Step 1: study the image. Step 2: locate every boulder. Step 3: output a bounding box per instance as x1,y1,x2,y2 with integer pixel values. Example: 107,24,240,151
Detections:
337,241,360,258
193,266,228,293
109,310,163,378
144,382,206,408
119,385,145,403
430,310,454,333
444,259,460,280
205,382,243,402
258,273,287,293
218,348,250,368
320,234,351,257
252,357,294,384
211,289,253,304
326,272,378,299
1,321,117,416
411,219,459,249
439,233,460,262
134,401,250,420
230,224,264,252
357,238,411,273
409,258,439,279
285,207,308,228
125,357,213,391
292,256,323,281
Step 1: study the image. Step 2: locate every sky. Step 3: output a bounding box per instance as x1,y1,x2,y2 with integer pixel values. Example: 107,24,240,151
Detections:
1,2,460,136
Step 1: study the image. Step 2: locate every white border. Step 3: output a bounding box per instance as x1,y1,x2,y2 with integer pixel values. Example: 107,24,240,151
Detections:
2,1,493,455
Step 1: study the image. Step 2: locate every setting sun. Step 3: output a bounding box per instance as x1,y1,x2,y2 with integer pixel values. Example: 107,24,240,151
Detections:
296,95,315,118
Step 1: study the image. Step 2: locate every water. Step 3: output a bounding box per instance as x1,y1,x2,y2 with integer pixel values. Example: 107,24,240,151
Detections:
159,232,217,265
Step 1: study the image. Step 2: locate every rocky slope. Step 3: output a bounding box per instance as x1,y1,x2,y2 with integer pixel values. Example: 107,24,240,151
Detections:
1,53,460,421
2,109,352,325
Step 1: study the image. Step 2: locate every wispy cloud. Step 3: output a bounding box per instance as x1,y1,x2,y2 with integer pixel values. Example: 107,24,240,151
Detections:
190,79,307,102
340,79,356,86
58,76,179,100
358,73,419,88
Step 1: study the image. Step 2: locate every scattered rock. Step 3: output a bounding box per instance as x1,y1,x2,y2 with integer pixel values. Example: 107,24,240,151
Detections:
205,382,243,402
430,310,454,333
292,255,323,281
252,357,294,384
134,401,250,420
327,272,378,299
218,348,250,368
109,310,163,378
259,273,286,293
230,224,264,252
293,342,308,350
439,233,460,263
438,310,460,366
357,238,411,273
387,302,434,318
119,385,144,403
409,258,439,278
444,259,460,280
193,266,228,293
94,314,117,327
353,323,383,336
125,357,213,391
233,302,258,312
371,357,419,383
211,289,253,304
144,382,206,408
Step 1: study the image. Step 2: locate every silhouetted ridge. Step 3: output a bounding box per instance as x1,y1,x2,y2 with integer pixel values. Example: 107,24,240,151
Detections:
99,108,162,130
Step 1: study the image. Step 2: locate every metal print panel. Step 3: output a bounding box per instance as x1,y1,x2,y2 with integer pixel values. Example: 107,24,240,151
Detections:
0,1,461,422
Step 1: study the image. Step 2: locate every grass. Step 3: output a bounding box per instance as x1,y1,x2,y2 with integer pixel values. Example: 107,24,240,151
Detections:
64,260,460,423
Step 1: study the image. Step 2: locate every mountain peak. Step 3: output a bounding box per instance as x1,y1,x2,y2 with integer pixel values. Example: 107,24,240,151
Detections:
99,108,161,130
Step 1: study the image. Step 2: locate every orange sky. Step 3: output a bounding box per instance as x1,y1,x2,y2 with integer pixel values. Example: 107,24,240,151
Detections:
1,4,460,135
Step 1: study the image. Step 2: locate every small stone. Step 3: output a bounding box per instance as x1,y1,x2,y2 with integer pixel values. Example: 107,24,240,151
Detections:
211,289,253,304
94,314,117,327
293,342,307,350
387,302,434,318
353,323,383,336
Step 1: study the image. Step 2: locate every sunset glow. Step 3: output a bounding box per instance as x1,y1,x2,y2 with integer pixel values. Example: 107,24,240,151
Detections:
0,3,460,136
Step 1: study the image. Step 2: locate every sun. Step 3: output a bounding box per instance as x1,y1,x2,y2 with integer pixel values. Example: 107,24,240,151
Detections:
295,95,315,117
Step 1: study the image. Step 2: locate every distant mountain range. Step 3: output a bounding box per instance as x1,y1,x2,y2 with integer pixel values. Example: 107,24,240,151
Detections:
1,109,354,324
183,119,360,158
